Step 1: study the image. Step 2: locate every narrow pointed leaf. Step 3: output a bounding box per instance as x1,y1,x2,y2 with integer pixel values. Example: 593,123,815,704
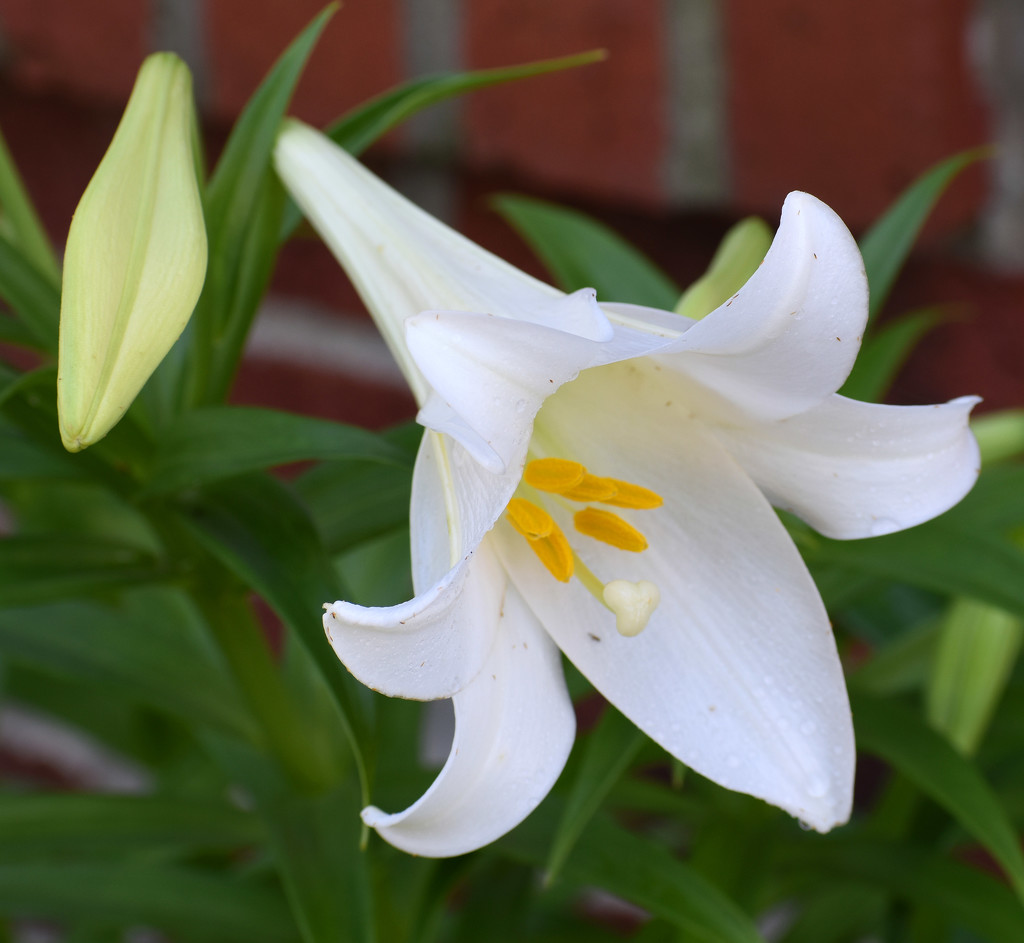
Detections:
0,126,60,283
330,50,605,157
0,536,165,606
491,193,680,308
545,706,645,883
0,420,84,479
860,149,986,321
500,807,764,943
278,50,607,238
0,794,262,862
294,422,418,553
852,691,1024,903
178,473,371,787
0,592,255,739
973,409,1024,464
0,232,60,350
838,307,943,402
263,786,374,943
0,312,43,347
143,405,408,495
0,864,298,942
179,5,336,408
804,516,1024,622
783,838,1024,943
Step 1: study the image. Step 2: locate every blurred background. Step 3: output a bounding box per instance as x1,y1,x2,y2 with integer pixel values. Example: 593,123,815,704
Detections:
0,0,1020,426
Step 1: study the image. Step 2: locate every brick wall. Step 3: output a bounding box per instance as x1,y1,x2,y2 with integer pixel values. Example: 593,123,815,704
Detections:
0,0,1020,425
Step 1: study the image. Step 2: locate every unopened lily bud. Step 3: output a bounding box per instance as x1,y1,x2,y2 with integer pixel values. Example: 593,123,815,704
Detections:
57,52,207,452
675,216,772,321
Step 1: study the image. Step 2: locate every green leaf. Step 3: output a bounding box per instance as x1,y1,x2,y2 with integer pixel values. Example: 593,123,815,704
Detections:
860,149,986,322
0,794,262,863
0,418,83,479
178,473,371,792
263,785,374,943
0,864,299,942
148,5,336,416
0,590,255,739
143,405,408,496
0,535,166,606
276,50,606,239
803,516,1024,622
0,312,44,348
0,125,60,284
500,807,764,943
838,307,942,402
0,231,61,351
853,691,1024,903
973,409,1024,465
491,193,680,308
783,838,1024,943
545,706,644,883
295,423,417,554
331,50,605,157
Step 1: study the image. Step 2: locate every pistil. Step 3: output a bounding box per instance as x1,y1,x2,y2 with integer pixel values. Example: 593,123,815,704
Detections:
504,457,666,635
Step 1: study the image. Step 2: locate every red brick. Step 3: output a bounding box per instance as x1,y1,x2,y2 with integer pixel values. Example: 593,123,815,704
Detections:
0,0,146,103
463,0,668,209
206,0,402,128
725,0,989,233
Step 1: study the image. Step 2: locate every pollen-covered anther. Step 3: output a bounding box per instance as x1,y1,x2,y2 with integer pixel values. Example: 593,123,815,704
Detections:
506,498,574,582
573,507,648,552
560,474,618,502
602,479,663,510
522,457,586,493
603,580,660,637
506,497,554,540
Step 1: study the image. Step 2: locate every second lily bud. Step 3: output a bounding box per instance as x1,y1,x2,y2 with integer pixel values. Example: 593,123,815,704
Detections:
57,52,207,452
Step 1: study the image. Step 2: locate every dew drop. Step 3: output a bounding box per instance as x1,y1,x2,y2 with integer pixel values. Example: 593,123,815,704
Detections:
807,776,828,798
868,517,899,537
726,754,740,769
800,720,817,736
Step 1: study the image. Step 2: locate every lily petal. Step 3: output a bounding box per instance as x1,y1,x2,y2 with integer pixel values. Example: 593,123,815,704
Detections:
323,541,506,701
669,191,869,421
712,394,981,539
274,120,563,401
362,583,575,857
407,308,604,474
504,363,855,830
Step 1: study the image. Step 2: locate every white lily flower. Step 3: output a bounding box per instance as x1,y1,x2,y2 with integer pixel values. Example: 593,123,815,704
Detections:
274,120,980,858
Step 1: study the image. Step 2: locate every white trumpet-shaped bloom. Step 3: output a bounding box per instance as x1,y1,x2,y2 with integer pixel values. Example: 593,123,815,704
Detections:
274,120,980,858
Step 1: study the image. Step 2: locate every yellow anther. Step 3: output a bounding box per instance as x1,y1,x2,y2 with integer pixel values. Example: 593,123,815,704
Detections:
560,474,618,502
530,528,574,583
602,479,664,510
574,507,648,552
523,458,586,493
507,498,574,581
506,498,554,540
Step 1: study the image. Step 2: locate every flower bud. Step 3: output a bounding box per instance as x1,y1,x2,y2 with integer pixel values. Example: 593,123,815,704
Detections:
57,52,207,451
675,216,772,321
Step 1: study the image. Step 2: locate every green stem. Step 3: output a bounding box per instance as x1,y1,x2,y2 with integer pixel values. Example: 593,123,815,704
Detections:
198,588,335,791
